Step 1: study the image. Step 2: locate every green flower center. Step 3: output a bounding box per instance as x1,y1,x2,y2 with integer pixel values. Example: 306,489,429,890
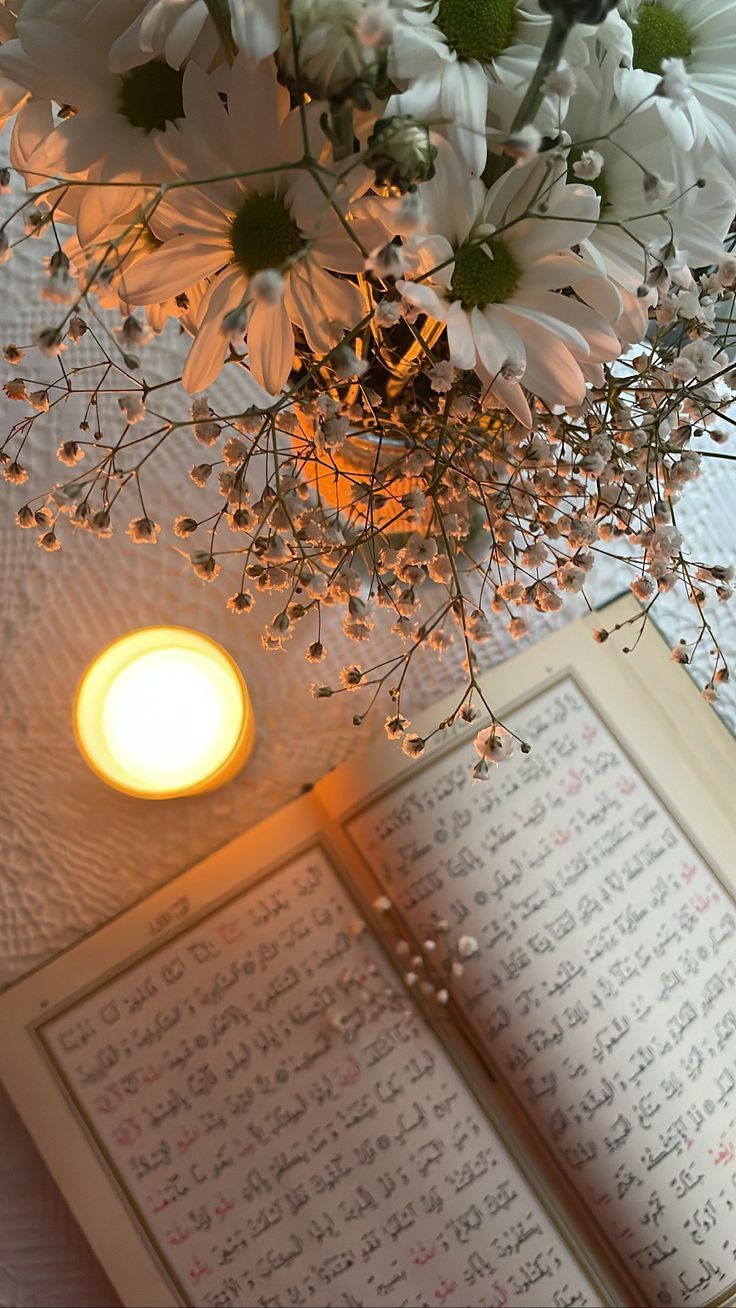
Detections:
230,193,302,276
118,60,184,133
436,0,516,62
451,238,521,309
629,3,692,74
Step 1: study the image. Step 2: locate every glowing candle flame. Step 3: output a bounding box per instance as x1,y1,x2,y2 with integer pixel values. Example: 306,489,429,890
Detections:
74,627,253,798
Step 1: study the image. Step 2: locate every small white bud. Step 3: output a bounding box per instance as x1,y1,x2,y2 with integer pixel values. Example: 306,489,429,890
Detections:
250,269,285,305
658,57,692,105
357,0,395,46
543,65,577,98
504,125,542,164
572,149,604,181
398,188,426,232
333,344,368,379
457,935,479,959
643,173,675,203
222,306,248,342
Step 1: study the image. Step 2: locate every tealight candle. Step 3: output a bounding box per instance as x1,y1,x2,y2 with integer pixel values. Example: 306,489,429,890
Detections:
74,627,254,798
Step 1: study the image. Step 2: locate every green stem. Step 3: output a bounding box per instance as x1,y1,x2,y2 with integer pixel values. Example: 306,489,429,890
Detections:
509,14,570,133
202,0,238,64
331,104,356,162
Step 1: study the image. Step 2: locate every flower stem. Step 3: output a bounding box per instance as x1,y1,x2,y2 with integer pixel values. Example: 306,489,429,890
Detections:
202,0,238,64
331,104,356,161
509,14,570,133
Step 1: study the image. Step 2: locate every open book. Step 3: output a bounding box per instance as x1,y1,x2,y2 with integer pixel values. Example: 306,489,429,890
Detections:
2,596,735,1308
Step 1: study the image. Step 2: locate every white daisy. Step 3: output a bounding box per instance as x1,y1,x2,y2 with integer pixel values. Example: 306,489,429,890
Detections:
561,90,736,341
120,56,376,393
612,0,736,166
109,0,281,72
393,141,622,424
0,0,186,239
386,0,620,176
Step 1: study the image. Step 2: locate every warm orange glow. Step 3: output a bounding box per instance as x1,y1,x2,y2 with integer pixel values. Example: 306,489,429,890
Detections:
74,627,254,798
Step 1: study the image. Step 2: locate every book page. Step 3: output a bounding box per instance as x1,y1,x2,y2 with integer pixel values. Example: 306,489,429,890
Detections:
36,842,603,1308
342,675,736,1308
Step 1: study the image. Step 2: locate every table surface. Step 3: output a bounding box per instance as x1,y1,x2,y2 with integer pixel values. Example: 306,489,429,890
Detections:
1,182,735,1308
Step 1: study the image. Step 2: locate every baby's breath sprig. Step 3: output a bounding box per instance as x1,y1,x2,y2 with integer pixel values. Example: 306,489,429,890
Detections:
0,0,733,769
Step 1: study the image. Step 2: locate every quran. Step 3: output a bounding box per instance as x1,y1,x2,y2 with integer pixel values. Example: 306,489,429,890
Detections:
2,597,735,1308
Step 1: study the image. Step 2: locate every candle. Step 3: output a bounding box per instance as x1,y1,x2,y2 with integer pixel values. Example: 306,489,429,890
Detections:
74,627,254,798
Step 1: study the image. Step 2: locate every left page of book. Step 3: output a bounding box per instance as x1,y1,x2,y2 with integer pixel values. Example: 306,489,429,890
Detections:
0,792,604,1308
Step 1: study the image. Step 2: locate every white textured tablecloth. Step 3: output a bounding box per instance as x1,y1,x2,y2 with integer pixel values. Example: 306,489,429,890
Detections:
1,189,734,1308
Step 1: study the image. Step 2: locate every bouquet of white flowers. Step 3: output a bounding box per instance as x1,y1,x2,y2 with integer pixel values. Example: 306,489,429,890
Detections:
0,0,734,772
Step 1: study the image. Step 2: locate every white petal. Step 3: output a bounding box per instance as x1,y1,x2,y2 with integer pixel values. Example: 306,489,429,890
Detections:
484,148,565,227
227,53,287,175
230,0,281,58
108,10,156,73
504,296,591,356
483,306,526,367
1,25,111,108
26,110,120,176
309,263,364,334
613,286,651,344
308,208,367,274
182,267,243,393
439,60,488,177
165,5,209,68
9,97,54,183
479,367,532,427
76,183,141,247
423,137,483,244
470,307,505,377
386,75,442,127
446,300,476,370
0,77,27,126
284,268,327,353
520,253,603,293
396,279,447,320
410,234,455,289
286,262,363,354
156,186,230,237
119,235,230,305
248,299,294,393
565,270,624,324
538,295,620,363
181,59,230,146
507,315,586,407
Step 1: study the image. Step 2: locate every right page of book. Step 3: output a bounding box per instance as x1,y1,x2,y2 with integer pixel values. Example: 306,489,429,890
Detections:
320,609,736,1308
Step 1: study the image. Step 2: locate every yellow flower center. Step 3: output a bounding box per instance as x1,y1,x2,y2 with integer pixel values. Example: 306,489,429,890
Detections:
629,3,692,74
451,238,521,308
436,0,516,62
230,194,302,276
118,60,184,133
